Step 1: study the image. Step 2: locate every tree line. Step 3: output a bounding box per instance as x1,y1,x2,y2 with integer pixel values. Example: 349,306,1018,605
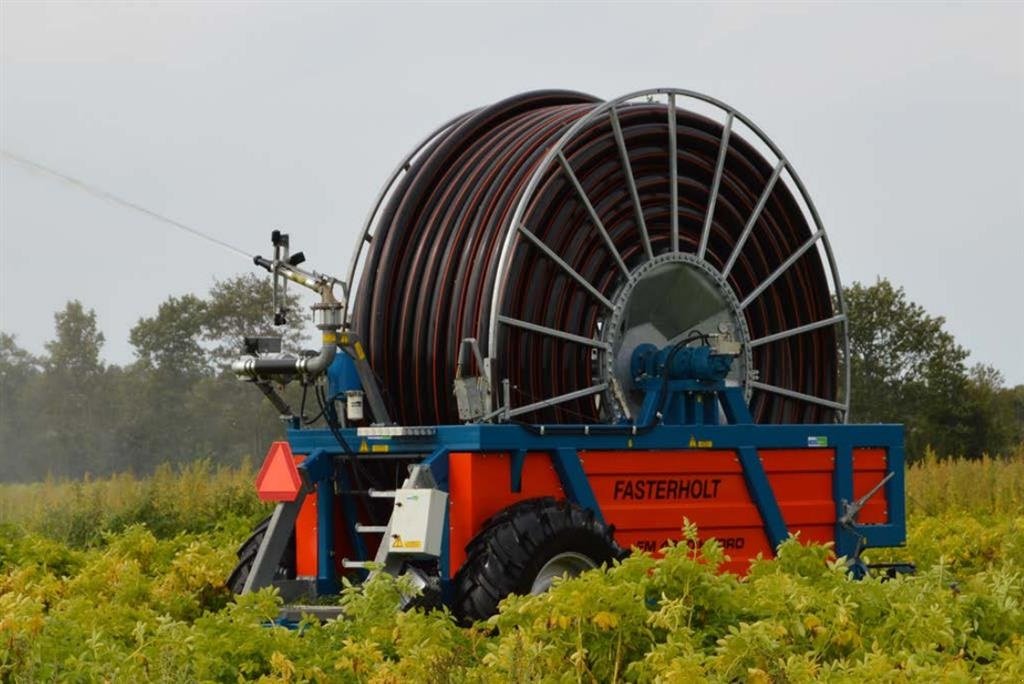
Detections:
0,276,1021,481
846,279,1022,460
0,274,307,481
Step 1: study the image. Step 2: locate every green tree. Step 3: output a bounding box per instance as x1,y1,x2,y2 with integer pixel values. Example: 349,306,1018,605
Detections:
202,273,309,363
0,334,43,480
129,294,209,378
845,279,971,459
1,272,317,480
0,332,40,395
962,364,1015,456
36,302,112,476
113,273,308,475
122,294,213,472
1007,384,1024,447
44,300,105,378
194,273,309,462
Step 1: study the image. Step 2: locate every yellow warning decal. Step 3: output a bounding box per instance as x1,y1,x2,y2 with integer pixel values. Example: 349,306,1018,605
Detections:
688,436,713,448
392,539,423,549
354,342,366,360
371,444,390,453
359,440,369,453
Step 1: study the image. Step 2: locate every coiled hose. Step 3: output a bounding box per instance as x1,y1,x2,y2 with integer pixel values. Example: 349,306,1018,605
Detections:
352,90,839,426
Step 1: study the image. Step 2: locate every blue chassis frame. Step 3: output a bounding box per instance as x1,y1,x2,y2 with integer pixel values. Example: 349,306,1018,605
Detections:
286,408,905,597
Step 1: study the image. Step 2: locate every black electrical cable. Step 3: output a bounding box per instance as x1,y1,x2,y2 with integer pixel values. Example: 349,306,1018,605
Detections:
299,383,321,426
301,382,330,426
313,384,385,525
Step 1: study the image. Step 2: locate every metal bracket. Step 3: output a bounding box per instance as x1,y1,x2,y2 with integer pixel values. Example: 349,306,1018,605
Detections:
254,380,294,419
300,448,333,484
839,471,895,528
337,331,392,424
242,498,305,594
454,338,492,421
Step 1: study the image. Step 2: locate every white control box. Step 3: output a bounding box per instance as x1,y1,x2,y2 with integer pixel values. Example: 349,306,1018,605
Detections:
386,488,448,557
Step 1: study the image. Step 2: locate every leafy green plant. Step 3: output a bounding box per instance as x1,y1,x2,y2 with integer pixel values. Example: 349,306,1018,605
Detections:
1,456,1023,681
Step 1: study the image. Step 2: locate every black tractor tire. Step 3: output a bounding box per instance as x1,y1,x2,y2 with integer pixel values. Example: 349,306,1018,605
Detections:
453,497,625,622
227,515,297,594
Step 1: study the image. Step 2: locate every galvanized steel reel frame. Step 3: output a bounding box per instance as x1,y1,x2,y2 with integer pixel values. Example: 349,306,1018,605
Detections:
487,88,851,423
346,88,851,424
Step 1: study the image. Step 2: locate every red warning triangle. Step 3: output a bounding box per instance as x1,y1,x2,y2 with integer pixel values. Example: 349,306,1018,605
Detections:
255,441,303,502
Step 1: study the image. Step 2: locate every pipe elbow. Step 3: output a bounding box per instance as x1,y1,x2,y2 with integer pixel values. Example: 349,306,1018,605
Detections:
297,343,337,375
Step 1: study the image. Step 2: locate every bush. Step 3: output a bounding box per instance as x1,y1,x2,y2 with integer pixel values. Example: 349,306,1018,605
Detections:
1,455,1022,680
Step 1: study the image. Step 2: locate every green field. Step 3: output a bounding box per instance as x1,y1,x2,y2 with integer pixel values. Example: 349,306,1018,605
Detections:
1,451,1022,682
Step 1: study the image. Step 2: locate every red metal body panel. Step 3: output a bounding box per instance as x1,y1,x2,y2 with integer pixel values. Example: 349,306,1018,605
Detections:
294,484,318,577
447,448,889,576
448,452,565,574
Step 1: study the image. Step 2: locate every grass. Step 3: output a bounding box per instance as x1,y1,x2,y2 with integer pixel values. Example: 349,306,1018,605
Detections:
2,446,1020,547
0,459,267,546
906,445,1024,517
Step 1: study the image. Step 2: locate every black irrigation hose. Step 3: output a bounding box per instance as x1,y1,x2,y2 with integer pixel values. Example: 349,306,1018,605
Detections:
352,91,838,426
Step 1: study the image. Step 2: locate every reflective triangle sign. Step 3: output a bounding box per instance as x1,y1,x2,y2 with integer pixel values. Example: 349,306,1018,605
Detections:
255,441,303,502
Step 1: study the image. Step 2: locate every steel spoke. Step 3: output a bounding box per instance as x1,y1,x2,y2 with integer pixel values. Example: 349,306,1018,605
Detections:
507,383,609,418
517,223,614,309
498,315,611,350
748,313,847,348
750,381,846,411
740,230,824,310
668,93,679,252
698,112,732,261
556,151,630,278
721,158,786,279
609,106,653,260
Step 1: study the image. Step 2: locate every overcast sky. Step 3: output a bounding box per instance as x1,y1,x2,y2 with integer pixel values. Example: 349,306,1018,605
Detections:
2,1,1022,385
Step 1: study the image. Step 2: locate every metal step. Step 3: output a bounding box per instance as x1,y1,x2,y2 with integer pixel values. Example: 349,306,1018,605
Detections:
341,559,374,569
354,524,388,534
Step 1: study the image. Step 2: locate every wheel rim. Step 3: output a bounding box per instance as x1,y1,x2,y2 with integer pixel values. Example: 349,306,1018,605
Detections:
530,551,597,594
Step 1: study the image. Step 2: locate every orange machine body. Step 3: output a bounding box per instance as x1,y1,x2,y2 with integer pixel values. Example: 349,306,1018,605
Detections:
447,448,888,575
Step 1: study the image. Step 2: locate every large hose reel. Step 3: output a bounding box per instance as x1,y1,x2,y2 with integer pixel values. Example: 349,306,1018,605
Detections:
346,88,849,426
